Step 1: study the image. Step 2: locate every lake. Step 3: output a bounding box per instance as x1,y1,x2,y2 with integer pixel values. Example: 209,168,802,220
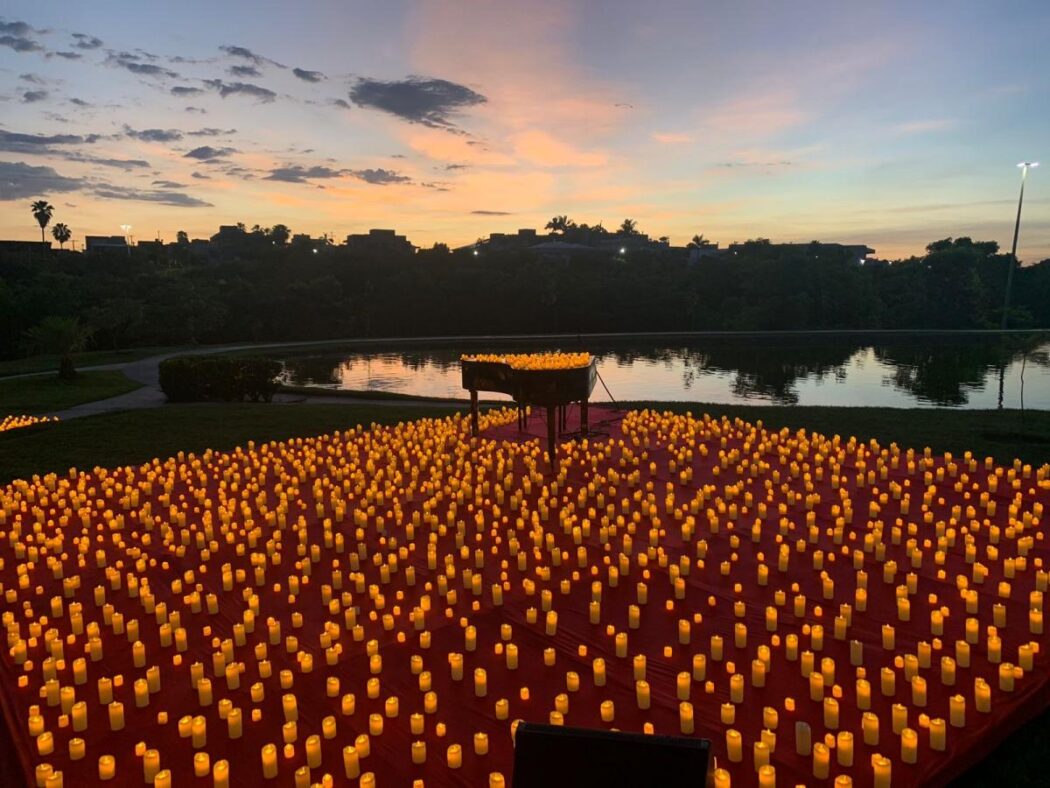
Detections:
277,333,1050,409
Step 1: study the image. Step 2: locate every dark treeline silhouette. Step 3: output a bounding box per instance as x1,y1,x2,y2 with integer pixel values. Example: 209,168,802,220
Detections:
1,235,1048,358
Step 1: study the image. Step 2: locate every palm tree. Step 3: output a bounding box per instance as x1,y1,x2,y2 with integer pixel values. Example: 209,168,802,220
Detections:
687,234,710,249
544,216,575,235
51,223,72,249
23,316,94,380
619,218,638,235
31,200,54,243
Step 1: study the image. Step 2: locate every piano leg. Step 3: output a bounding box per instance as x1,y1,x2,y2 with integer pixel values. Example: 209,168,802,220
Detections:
470,390,479,437
581,399,589,438
547,405,557,468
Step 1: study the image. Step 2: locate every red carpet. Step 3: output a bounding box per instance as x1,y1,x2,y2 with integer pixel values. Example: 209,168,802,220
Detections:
1,406,1047,786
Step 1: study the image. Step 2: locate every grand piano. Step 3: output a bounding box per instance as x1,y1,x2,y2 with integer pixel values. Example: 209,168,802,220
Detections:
461,354,598,464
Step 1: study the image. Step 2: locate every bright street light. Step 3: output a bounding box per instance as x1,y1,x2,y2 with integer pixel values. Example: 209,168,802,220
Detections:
1001,162,1038,329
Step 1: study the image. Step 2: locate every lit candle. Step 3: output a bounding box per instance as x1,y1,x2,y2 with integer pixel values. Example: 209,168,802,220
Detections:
975,678,992,713
108,701,124,731
198,678,213,706
475,668,488,697
601,700,615,722
999,663,1015,692
950,694,966,727
824,697,839,729
636,680,651,709
726,729,743,762
98,755,116,781
593,658,607,686
69,737,85,761
213,760,230,788
342,745,360,779
930,718,947,751
447,743,463,769
880,667,895,697
143,749,161,783
306,734,322,769
680,702,694,734
192,715,207,748
912,676,927,707
813,742,830,779
862,712,879,746
228,708,243,739
412,740,427,764
836,732,854,767
475,732,489,755
892,704,908,735
901,727,918,764
195,753,211,778
873,755,892,788
730,673,744,703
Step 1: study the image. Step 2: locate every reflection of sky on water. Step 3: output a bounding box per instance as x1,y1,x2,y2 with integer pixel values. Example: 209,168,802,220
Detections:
278,337,1050,409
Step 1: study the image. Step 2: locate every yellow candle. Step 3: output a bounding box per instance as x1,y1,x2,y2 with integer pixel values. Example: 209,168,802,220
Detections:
901,727,918,764
342,745,360,779
213,760,230,788
950,694,966,727
305,734,322,769
730,673,744,703
601,700,615,722
593,658,607,686
192,715,207,748
198,678,213,706
195,752,211,778
447,743,463,769
108,701,124,731
69,737,85,760
975,678,992,713
98,755,116,781
680,702,694,734
143,749,161,783
999,663,1016,692
71,701,87,732
912,676,927,707
892,703,908,735
228,707,243,739
880,667,895,697
412,740,427,764
677,672,691,701
824,697,839,729
930,718,947,751
836,731,854,767
262,743,279,778
862,711,879,746
475,668,488,697
873,755,892,788
813,742,830,779
726,729,743,762
636,680,651,709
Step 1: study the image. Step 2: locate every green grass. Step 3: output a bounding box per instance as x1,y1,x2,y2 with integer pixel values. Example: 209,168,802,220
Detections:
0,403,469,482
0,346,181,377
0,370,142,414
626,402,1050,468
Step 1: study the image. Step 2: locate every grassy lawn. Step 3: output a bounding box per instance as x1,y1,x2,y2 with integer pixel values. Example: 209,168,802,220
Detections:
627,402,1050,468
0,403,469,482
0,346,181,377
0,370,142,414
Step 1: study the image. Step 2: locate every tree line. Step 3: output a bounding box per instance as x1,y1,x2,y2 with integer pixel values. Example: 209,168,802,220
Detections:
0,235,1047,360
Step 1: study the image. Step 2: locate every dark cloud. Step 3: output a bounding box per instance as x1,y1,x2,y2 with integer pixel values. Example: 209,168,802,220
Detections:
71,33,103,50
292,67,325,83
62,152,150,170
50,51,82,60
124,125,183,142
0,130,96,153
351,168,411,185
0,19,35,36
349,76,486,130
69,98,91,107
191,171,211,179
220,45,283,68
203,79,276,102
265,165,348,183
91,185,212,207
184,145,237,160
20,73,46,84
471,210,512,216
187,127,235,136
0,34,43,53
22,90,48,103
107,52,179,78
330,98,352,109
171,85,204,96
228,64,261,78
444,163,469,170
184,106,206,114
152,179,186,188
0,161,84,199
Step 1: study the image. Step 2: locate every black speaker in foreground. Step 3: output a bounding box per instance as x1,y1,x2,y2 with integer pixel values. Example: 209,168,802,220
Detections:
512,723,712,788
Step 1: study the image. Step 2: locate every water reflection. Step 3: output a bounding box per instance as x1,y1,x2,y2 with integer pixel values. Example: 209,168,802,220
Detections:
278,333,1050,409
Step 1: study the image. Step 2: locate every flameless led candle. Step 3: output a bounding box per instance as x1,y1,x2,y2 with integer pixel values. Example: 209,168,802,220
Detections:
726,729,743,762
901,727,918,764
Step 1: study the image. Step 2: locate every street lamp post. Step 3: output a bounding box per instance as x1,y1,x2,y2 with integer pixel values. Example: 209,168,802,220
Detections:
1001,162,1038,329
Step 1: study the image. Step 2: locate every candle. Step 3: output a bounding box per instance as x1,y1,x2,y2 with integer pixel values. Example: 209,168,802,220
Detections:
71,701,87,732
892,704,908,735
98,755,116,781
213,760,230,788
412,740,427,764
601,700,615,722
726,729,743,762
856,678,872,710
369,714,383,736
758,764,776,787
752,659,767,688
447,743,463,769
342,745,360,779
593,658,607,686
506,644,519,670
950,694,966,727
862,712,879,746
108,701,124,731
192,715,207,748
730,674,744,703
837,732,854,767
475,732,489,755
813,742,830,779
228,708,243,739
810,672,825,702
930,718,947,751
692,654,707,681
69,737,85,761
475,668,488,697
135,679,149,708
36,732,54,756
912,676,927,707
680,702,694,734
795,721,812,755
677,672,691,700
975,678,992,713
450,653,464,681
636,680,651,709
198,678,213,706
873,755,892,788
306,735,322,769
901,727,918,764
999,663,1016,692
195,753,211,777
880,667,895,697
754,741,770,770
143,750,161,784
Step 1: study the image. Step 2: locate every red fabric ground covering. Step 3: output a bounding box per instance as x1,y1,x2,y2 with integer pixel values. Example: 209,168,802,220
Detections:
1,406,1048,787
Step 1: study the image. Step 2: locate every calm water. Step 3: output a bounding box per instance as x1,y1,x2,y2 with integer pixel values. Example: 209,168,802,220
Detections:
278,334,1050,409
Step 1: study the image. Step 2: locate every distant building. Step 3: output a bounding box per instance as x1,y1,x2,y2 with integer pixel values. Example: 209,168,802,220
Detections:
0,240,52,258
345,229,414,256
85,235,128,252
210,225,249,246
723,241,874,264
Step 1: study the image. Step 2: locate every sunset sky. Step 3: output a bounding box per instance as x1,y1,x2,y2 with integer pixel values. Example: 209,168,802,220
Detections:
1,0,1047,260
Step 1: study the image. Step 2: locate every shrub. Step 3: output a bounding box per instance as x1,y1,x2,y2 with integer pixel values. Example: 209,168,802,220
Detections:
159,356,282,402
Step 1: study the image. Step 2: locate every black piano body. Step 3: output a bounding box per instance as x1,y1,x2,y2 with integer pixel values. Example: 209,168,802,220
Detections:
461,357,598,464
